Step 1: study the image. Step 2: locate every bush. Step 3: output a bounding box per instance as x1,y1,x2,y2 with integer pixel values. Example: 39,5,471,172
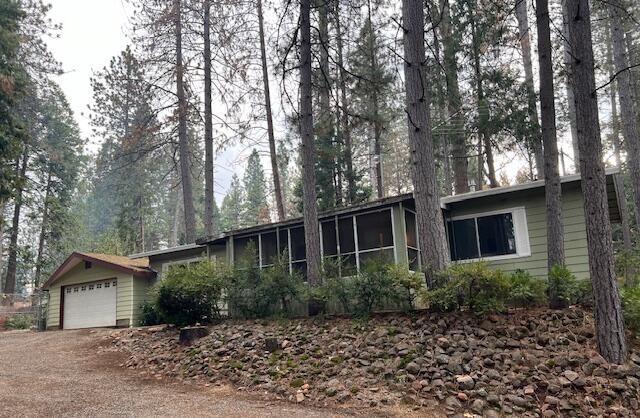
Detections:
427,262,510,315
139,301,162,326
350,259,397,316
621,286,640,333
155,260,228,326
226,253,304,319
5,314,33,329
508,270,547,308
548,265,579,308
386,264,427,310
615,247,640,288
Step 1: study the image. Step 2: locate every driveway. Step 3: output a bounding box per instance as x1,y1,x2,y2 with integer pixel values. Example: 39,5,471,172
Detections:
0,329,357,417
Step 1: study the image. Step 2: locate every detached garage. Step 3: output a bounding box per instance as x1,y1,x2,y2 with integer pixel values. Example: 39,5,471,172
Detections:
42,252,156,330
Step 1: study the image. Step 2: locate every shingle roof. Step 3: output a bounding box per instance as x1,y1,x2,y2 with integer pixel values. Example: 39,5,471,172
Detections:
42,252,155,289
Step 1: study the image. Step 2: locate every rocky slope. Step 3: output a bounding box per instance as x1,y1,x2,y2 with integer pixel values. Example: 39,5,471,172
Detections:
109,308,640,417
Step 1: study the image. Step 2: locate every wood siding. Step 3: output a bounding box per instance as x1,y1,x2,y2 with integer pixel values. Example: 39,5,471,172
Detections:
446,182,589,279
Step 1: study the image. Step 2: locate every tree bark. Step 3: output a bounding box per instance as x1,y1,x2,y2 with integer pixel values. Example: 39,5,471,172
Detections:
567,0,627,364
0,201,5,292
34,169,52,288
561,0,580,171
366,1,384,198
334,2,355,204
516,0,544,180
257,0,285,221
469,4,498,188
402,0,449,284
609,0,640,231
4,149,28,296
299,0,321,286
174,0,197,243
536,0,565,308
439,0,468,194
203,0,216,236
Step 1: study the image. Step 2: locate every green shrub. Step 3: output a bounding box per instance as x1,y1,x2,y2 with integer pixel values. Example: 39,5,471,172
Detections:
5,314,33,329
155,260,228,326
226,253,304,319
350,259,397,316
426,262,510,315
139,301,162,326
508,270,547,308
621,286,640,333
548,265,579,308
386,264,427,310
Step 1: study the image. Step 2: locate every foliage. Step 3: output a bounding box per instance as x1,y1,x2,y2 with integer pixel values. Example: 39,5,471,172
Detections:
220,174,244,231
5,314,33,330
243,149,269,225
386,264,427,310
226,246,304,319
508,270,547,308
350,260,397,316
155,261,228,326
548,265,580,308
621,286,640,334
139,301,162,326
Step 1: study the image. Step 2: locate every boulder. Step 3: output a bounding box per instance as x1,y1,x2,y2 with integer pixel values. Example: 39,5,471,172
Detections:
264,337,280,353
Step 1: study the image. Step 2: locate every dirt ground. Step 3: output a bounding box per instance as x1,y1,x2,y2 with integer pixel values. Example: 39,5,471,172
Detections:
0,329,377,417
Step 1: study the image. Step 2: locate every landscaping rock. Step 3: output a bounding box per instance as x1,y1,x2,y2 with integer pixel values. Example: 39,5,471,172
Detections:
109,308,640,416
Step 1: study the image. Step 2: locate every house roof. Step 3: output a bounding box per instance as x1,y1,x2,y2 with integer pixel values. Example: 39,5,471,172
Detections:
128,243,207,259
42,252,155,290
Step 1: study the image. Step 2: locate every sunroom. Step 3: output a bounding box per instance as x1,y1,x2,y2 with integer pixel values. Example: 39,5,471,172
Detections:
219,196,420,279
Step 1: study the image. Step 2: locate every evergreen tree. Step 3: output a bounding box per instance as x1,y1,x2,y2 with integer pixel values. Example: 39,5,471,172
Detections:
243,149,269,225
220,174,244,231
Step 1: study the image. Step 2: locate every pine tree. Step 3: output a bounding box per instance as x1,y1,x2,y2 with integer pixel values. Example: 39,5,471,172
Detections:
220,174,245,231
243,149,269,226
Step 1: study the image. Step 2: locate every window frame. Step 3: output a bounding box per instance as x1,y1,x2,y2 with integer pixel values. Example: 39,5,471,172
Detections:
403,206,421,272
446,206,530,262
161,257,206,277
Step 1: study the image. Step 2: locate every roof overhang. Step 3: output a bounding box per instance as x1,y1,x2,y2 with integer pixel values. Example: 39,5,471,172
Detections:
42,252,155,290
129,243,207,259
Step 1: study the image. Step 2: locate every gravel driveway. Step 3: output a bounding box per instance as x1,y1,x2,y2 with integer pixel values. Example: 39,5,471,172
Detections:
0,329,357,417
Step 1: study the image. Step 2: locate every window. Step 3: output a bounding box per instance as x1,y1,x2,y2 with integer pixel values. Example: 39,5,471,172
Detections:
112,281,117,287
405,210,420,271
66,288,71,294
88,285,94,290
234,236,258,267
105,282,110,288
84,261,92,269
97,283,102,289
321,220,337,256
447,208,528,262
81,286,86,291
260,231,278,266
73,287,78,292
289,227,306,261
356,210,394,268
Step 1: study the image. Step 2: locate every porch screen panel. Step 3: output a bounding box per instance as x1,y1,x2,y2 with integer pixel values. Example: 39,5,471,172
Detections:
261,231,278,265
356,211,393,250
234,235,258,266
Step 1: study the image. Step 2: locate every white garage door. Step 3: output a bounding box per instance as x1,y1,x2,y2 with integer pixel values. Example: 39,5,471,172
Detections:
63,279,117,329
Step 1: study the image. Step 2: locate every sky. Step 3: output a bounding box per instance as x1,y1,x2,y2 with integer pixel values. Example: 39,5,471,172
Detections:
45,0,243,203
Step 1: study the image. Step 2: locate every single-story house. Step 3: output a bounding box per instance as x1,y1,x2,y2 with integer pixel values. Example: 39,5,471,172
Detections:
43,169,622,329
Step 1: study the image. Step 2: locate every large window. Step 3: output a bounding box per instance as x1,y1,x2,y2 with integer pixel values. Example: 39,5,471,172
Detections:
447,208,528,262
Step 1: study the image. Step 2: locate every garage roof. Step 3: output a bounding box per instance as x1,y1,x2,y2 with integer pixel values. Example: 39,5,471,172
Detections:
42,252,156,289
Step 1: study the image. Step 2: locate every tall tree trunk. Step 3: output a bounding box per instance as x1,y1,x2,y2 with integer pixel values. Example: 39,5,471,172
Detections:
174,0,197,243
366,1,384,198
299,0,321,286
516,0,544,179
402,0,449,284
536,0,565,309
609,0,640,230
561,0,580,171
137,193,145,252
334,2,355,204
258,0,285,221
34,169,52,289
606,20,632,251
4,149,28,297
439,0,468,194
470,4,498,188
170,188,182,247
567,0,627,364
203,0,216,236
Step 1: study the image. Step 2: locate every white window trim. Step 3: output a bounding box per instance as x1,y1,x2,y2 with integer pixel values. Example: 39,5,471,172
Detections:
447,206,530,262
